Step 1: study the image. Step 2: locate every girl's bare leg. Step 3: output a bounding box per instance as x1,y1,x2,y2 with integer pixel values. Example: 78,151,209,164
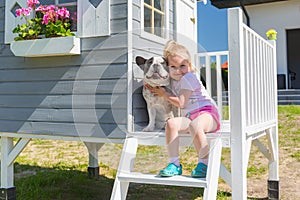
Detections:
189,113,217,159
165,117,190,158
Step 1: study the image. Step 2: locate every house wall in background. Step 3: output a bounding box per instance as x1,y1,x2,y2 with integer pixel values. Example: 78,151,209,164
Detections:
247,0,300,88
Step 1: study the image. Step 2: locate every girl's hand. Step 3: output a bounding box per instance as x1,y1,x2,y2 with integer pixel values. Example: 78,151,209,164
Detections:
151,86,166,97
144,83,152,90
144,83,165,97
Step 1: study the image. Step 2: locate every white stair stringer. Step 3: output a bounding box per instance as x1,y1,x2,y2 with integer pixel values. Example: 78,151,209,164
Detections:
110,133,224,200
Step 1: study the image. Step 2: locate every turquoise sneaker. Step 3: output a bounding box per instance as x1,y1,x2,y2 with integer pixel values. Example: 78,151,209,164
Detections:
159,163,182,177
191,162,207,178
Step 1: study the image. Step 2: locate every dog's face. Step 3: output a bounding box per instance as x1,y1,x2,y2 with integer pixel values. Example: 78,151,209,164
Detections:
136,56,170,86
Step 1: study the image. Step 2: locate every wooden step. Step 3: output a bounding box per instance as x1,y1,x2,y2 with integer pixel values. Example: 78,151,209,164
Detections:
128,130,231,147
117,172,207,188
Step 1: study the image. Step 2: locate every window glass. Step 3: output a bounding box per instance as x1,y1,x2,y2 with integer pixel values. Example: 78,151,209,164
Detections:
58,0,77,31
59,0,76,3
144,0,151,5
144,7,151,34
144,0,165,37
154,0,162,10
154,12,163,37
40,0,76,4
39,0,77,32
65,5,77,31
39,0,55,4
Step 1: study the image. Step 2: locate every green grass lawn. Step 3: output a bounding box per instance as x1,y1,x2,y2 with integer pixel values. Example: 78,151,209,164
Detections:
9,105,300,199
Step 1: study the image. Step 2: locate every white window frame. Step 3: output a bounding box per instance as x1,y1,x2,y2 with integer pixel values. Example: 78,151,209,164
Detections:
77,0,110,38
51,0,77,6
141,0,170,45
5,0,110,44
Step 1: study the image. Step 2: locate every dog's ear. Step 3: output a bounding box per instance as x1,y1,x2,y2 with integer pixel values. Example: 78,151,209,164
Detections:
162,57,168,65
136,56,147,70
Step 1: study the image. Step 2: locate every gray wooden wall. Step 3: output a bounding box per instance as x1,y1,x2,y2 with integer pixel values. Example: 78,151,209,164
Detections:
0,0,176,137
0,0,129,139
131,0,175,131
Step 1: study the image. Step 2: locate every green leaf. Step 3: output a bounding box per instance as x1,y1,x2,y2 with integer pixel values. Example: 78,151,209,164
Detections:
12,27,19,33
14,36,24,41
28,29,35,36
22,32,28,37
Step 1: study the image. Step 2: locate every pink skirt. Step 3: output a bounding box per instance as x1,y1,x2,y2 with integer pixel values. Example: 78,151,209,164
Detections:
185,105,221,132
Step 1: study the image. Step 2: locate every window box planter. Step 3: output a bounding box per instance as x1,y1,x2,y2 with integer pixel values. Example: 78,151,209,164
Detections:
10,36,80,57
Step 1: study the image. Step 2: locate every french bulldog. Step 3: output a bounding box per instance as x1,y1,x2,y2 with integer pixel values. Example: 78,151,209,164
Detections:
136,56,175,132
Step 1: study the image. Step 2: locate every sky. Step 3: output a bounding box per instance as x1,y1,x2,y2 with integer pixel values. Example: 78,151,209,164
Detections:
197,0,228,52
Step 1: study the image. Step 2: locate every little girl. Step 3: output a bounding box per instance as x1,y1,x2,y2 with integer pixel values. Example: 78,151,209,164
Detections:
150,40,220,178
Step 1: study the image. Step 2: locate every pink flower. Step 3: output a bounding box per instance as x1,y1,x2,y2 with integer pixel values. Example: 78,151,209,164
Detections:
42,14,50,24
46,5,56,12
57,7,70,19
36,5,56,13
13,1,74,40
49,10,58,21
27,0,40,8
36,4,58,24
36,5,47,12
15,8,22,17
16,7,32,17
42,9,57,24
71,12,77,22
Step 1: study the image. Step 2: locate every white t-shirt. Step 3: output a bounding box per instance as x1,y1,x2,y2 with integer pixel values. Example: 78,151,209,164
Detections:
172,72,217,116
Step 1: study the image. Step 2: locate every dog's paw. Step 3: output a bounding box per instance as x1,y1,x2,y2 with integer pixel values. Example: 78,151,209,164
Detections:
142,125,155,132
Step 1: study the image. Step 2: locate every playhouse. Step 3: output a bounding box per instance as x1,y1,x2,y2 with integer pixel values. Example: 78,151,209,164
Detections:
1,0,198,198
0,0,279,200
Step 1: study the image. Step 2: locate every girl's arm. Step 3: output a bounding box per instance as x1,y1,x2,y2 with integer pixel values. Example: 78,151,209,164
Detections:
177,89,192,108
152,87,192,109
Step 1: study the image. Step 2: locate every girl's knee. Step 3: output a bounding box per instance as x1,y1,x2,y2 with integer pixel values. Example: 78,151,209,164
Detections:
189,120,204,132
189,114,216,133
166,118,177,128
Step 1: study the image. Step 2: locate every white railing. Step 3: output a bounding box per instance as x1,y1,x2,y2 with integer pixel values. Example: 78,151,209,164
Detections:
228,8,278,199
242,26,277,130
195,51,229,120
195,30,277,134
228,8,277,135
195,14,277,132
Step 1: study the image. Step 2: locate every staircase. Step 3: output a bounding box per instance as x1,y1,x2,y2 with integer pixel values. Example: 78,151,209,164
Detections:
214,90,300,106
278,90,300,105
110,132,227,200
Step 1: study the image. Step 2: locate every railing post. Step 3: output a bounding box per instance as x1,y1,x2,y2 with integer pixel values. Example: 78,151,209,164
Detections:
195,51,229,119
228,7,248,200
215,54,223,118
267,40,280,200
205,55,212,95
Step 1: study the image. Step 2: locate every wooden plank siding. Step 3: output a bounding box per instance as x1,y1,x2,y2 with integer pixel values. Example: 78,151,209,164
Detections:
0,0,176,137
131,0,175,130
0,1,129,139
0,1,6,56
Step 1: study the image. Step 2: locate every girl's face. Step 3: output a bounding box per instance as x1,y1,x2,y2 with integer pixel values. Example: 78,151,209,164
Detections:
168,55,189,81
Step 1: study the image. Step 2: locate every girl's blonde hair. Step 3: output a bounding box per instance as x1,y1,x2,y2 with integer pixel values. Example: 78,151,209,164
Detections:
163,40,194,72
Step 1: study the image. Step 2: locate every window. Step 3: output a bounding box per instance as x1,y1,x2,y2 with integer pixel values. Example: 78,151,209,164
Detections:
143,0,165,38
5,0,110,43
39,0,77,31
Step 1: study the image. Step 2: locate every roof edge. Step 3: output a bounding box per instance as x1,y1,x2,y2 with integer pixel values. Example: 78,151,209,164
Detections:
210,0,288,9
